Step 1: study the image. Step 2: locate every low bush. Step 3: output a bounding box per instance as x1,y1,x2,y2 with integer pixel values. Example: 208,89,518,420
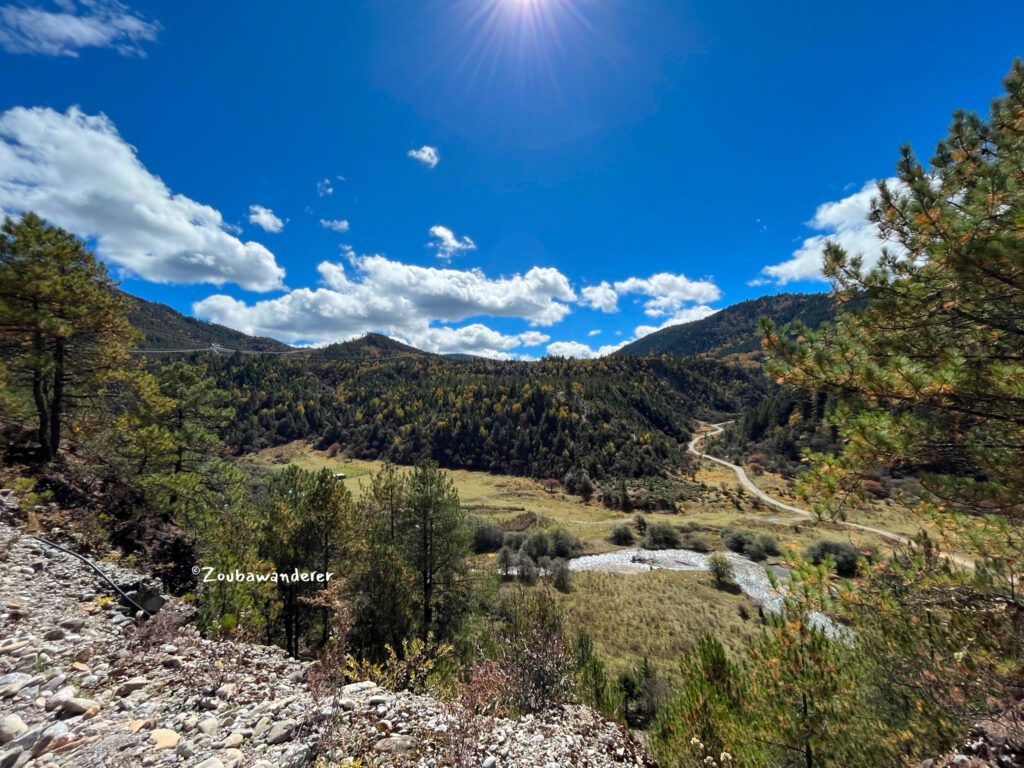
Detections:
805,539,860,577
472,519,504,553
500,589,574,713
551,528,583,559
723,529,774,561
609,525,635,545
550,559,572,593
680,531,710,553
709,552,734,584
503,531,527,551
758,533,780,556
645,522,681,550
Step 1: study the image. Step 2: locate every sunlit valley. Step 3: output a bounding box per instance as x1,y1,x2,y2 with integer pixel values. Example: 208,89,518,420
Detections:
1,2,1022,767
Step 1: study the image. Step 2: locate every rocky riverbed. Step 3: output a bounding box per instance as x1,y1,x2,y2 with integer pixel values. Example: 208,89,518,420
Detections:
0,513,653,768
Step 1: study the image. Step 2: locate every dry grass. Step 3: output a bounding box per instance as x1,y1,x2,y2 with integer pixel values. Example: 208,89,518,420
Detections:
554,570,762,681
239,441,628,545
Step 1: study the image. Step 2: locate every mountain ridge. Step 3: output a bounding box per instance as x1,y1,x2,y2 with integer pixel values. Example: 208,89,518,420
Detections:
616,292,836,358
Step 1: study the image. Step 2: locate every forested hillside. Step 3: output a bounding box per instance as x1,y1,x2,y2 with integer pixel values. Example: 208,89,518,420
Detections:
126,292,291,352
205,353,767,480
616,292,837,358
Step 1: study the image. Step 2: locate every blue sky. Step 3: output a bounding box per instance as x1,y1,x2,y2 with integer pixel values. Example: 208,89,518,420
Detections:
2,0,1022,357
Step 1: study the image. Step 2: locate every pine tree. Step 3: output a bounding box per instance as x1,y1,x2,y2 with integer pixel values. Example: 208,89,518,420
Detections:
763,59,1024,752
398,461,470,639
0,213,136,459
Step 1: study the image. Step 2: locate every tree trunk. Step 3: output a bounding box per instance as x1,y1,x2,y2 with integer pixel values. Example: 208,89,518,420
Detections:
49,336,64,458
422,572,432,639
31,321,53,460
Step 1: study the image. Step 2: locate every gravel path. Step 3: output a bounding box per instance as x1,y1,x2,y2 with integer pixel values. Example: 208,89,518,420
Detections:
688,422,975,570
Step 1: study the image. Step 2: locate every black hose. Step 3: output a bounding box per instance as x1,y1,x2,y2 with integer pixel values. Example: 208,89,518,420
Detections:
28,534,154,617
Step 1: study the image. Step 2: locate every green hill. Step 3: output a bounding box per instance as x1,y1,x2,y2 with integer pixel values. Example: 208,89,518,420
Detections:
126,293,292,353
616,292,837,358
210,353,768,480
313,333,434,360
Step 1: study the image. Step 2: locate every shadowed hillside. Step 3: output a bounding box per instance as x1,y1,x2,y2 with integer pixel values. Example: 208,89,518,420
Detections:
616,292,836,358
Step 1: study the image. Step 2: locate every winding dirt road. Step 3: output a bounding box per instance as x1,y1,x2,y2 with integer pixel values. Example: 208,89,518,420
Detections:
688,421,974,569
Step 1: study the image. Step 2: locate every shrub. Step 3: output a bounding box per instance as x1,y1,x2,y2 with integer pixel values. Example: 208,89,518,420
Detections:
572,632,624,720
500,590,574,713
680,531,711,553
497,546,515,578
743,540,767,562
516,554,539,585
524,531,551,560
541,478,561,494
609,525,635,546
550,559,572,593
472,519,504,553
723,529,772,561
758,533,780,556
724,529,756,554
503,531,527,551
805,539,860,577
618,657,667,729
645,522,681,550
709,552,734,584
551,528,582,559
634,514,648,534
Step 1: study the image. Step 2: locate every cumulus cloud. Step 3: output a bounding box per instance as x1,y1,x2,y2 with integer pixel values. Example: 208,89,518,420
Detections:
517,331,550,346
580,281,618,312
546,340,627,359
408,324,549,359
548,303,718,359
428,225,475,261
0,106,285,291
320,218,350,233
755,179,899,285
0,0,158,57
408,145,439,168
193,253,576,356
613,273,721,316
316,178,333,197
248,205,284,233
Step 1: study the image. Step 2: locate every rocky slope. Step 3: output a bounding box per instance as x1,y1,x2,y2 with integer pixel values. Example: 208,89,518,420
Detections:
0,504,654,768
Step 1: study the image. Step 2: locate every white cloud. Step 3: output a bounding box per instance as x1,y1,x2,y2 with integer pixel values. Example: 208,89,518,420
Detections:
408,324,548,359
546,340,627,359
428,225,475,261
613,273,721,316
320,218,350,233
587,329,601,337
517,331,550,346
193,253,576,355
0,106,285,291
316,178,333,197
548,303,718,359
408,145,439,168
248,204,284,233
580,281,618,312
756,179,898,285
0,0,158,57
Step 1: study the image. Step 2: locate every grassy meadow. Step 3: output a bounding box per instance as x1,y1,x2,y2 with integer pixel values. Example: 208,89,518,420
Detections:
238,439,946,676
